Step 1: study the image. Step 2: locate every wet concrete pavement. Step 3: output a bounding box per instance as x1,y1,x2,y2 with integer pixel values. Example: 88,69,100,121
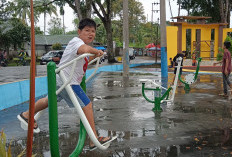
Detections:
1,57,232,157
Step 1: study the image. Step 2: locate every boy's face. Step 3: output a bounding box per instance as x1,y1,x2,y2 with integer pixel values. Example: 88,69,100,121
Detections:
78,26,96,44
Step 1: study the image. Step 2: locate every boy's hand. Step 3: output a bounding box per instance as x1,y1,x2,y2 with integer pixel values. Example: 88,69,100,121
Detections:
95,50,103,57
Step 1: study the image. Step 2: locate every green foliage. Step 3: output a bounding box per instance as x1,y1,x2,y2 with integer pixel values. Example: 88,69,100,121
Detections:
34,26,43,35
66,30,77,35
52,43,62,50
94,18,106,44
48,17,64,35
0,18,30,50
180,0,221,23
216,51,223,61
0,130,11,157
225,36,232,55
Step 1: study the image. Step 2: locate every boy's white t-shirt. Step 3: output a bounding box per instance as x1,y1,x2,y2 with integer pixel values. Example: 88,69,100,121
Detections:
57,37,89,85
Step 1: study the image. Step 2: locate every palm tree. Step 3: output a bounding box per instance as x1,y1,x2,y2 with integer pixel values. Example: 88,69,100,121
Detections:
37,0,57,35
13,0,39,24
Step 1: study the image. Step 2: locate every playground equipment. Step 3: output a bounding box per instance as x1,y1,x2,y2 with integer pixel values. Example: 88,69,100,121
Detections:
18,54,116,156
140,57,182,112
179,57,202,92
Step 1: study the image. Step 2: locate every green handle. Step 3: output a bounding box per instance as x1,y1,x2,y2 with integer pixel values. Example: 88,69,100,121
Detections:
70,76,87,157
47,62,60,157
47,62,87,157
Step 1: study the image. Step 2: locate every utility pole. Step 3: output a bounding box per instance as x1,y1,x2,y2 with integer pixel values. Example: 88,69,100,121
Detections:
123,0,129,78
152,2,160,63
160,0,168,77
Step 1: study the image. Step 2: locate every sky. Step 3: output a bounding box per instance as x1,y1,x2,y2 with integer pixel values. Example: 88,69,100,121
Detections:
37,0,186,34
36,0,231,34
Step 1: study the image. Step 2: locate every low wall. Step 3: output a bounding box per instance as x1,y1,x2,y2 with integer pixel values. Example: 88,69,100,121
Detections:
0,62,155,110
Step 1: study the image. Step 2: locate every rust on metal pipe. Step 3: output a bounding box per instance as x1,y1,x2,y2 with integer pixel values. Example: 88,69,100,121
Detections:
27,0,36,156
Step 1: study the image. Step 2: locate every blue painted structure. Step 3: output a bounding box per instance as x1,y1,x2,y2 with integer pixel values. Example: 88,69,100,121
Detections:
0,62,155,110
161,47,168,77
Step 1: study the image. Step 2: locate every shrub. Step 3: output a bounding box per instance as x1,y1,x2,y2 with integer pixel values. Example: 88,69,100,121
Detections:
52,43,62,50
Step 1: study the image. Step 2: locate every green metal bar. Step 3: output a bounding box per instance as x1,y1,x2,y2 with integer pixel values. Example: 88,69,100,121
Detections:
194,57,202,81
144,87,161,91
142,83,155,103
47,62,60,157
70,75,87,157
142,83,173,112
160,87,172,100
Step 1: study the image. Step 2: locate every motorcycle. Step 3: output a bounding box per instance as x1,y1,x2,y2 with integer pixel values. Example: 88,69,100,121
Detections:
0,58,8,67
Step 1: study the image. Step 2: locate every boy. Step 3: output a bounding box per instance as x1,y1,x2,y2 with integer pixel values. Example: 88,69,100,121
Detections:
192,52,196,66
17,18,111,148
172,51,185,86
214,41,232,98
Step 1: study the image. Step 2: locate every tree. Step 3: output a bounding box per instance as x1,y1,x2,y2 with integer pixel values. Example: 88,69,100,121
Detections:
62,0,92,20
34,26,44,35
55,0,66,34
0,18,30,50
92,0,115,62
111,0,146,47
0,0,14,21
47,17,64,35
12,0,41,24
52,42,62,50
36,0,58,35
180,0,232,26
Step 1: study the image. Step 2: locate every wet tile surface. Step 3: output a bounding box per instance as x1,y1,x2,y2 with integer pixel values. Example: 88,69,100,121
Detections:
1,59,232,157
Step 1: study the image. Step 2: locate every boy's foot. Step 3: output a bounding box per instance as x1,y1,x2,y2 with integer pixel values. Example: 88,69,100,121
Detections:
219,93,228,97
89,136,112,149
17,112,40,133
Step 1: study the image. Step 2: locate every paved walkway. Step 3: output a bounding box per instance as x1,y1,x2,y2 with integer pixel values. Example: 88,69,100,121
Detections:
1,56,232,157
0,56,157,85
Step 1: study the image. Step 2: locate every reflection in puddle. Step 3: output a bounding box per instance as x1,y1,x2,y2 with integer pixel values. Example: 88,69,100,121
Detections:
93,93,142,101
9,128,232,156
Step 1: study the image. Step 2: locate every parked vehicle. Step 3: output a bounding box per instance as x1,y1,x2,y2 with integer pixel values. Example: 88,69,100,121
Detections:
40,50,64,65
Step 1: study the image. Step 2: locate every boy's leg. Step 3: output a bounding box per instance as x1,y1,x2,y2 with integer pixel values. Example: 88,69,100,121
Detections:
82,102,111,147
222,73,228,95
21,97,48,127
82,102,98,137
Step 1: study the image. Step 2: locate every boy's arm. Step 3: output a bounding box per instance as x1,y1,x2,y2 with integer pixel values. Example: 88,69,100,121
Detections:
78,44,103,57
224,55,229,75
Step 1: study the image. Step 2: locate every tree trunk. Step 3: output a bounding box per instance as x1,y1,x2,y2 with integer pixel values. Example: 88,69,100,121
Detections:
92,0,116,63
75,0,83,20
224,0,229,23
44,13,46,35
85,0,92,18
104,20,114,62
219,0,225,23
227,2,231,28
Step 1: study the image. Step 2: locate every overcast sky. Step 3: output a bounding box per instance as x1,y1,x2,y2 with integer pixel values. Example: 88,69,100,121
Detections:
36,0,231,34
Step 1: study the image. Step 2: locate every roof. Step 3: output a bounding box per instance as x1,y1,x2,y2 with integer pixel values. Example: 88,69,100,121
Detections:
35,34,103,46
171,16,212,20
35,34,77,45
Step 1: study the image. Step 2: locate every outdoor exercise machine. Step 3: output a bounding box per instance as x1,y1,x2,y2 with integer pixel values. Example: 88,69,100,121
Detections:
140,57,183,112
48,53,117,156
179,57,202,92
18,54,117,156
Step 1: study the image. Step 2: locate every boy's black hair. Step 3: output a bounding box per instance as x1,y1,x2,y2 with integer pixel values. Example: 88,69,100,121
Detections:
224,41,231,49
78,18,96,30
